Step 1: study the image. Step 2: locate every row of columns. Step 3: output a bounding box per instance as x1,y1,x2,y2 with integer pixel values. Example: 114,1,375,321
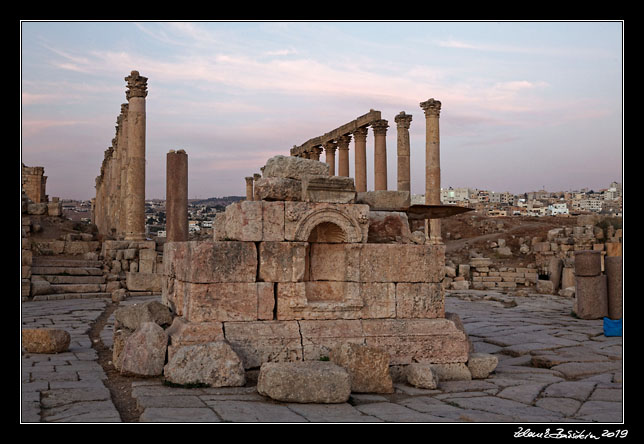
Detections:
93,71,148,241
289,99,442,243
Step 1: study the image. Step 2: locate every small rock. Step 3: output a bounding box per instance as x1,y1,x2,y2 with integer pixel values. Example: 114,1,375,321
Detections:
467,353,499,379
120,322,168,377
163,342,246,387
257,361,351,404
430,363,472,381
22,328,70,353
330,343,394,394
405,363,439,389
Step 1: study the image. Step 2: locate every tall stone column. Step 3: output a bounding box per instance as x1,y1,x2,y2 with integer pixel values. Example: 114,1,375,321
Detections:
372,119,389,191
337,134,351,177
118,104,129,238
395,112,412,192
420,98,442,244
253,173,261,201
166,149,189,242
245,177,254,200
353,127,368,192
324,141,337,176
124,70,148,241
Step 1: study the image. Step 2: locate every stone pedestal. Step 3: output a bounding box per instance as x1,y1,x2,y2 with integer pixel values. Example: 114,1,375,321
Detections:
574,250,602,276
605,256,622,320
372,119,389,191
124,70,148,241
353,127,368,192
395,112,412,192
166,149,189,242
574,275,608,320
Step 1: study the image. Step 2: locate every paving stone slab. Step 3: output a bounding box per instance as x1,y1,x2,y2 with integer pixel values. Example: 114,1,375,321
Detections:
41,400,121,422
207,400,307,422
535,397,581,417
135,395,206,409
354,402,446,422
139,407,222,423
574,400,623,422
286,402,383,422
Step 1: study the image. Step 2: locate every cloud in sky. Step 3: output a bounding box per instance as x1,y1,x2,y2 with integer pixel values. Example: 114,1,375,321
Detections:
21,21,622,200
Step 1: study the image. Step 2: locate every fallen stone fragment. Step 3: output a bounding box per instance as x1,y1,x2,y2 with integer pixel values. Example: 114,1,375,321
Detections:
257,361,351,404
405,363,439,389
120,322,168,377
329,343,394,394
430,363,472,381
114,300,173,331
163,341,246,387
467,353,499,379
22,328,70,353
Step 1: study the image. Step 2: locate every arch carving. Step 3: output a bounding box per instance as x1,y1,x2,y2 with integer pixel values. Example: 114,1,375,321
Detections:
294,207,363,243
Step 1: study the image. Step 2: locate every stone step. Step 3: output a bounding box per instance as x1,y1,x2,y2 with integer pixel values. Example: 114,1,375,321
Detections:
38,275,105,284
49,283,104,294
31,258,103,268
31,292,111,301
31,266,104,276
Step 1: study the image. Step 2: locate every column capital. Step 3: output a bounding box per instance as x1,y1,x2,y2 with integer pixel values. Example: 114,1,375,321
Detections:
311,145,324,159
394,111,413,128
371,119,389,136
420,98,441,117
337,134,352,149
323,140,337,153
352,126,368,142
125,70,148,100
245,176,254,184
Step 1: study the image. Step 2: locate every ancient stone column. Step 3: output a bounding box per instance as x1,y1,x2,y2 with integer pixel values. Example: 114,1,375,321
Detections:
395,112,412,192
311,146,323,161
420,99,442,244
124,70,148,241
353,127,368,192
605,256,622,320
324,141,337,176
118,103,129,238
573,250,608,319
336,135,352,177
253,173,261,201
245,177,254,200
166,150,189,242
372,119,389,191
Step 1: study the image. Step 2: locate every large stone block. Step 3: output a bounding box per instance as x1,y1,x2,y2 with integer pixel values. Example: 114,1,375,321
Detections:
224,320,303,369
276,282,395,320
120,322,168,377
300,175,356,203
359,244,444,283
356,190,411,211
223,201,285,241
258,242,308,282
183,282,274,322
329,343,393,394
395,282,444,319
262,155,329,179
367,211,413,243
126,272,163,292
254,177,302,201
170,241,257,283
574,275,608,319
257,361,351,404
166,317,225,348
163,342,246,387
309,243,361,282
284,202,369,243
22,328,70,354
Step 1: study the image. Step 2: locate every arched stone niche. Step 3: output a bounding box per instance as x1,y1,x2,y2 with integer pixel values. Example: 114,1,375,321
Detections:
293,207,364,243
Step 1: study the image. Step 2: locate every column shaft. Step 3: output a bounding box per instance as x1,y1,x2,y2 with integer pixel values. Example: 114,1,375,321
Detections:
420,99,442,244
395,112,412,192
166,150,189,242
372,119,389,191
337,135,351,177
353,127,368,192
324,141,337,176
245,177,254,201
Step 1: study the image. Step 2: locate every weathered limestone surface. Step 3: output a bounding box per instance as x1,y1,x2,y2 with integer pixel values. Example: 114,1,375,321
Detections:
180,282,274,322
329,343,394,394
163,342,246,387
262,155,329,179
114,300,173,331
574,275,608,320
405,363,438,389
605,256,622,320
301,175,356,203
257,361,351,404
120,322,168,377
224,321,303,369
254,177,301,201
22,328,70,354
167,241,257,283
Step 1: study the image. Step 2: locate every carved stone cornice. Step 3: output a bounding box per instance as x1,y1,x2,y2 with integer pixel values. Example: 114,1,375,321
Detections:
420,98,441,118
125,70,148,100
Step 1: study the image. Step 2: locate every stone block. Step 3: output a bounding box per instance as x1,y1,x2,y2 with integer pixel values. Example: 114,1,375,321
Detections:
262,155,329,180
163,342,246,387
183,282,274,322
170,241,257,283
467,353,499,379
536,279,555,295
223,201,285,242
430,363,472,381
367,211,413,243
361,318,469,365
301,175,356,203
605,242,622,257
604,256,622,320
329,343,393,393
254,177,302,201
120,322,168,377
359,243,444,283
114,300,173,331
165,317,225,348
405,363,438,389
223,320,303,369
258,242,307,282
257,361,351,404
355,190,410,211
261,201,285,241
276,282,395,320
139,249,157,273
126,272,163,292
395,282,444,319
22,328,70,354
284,202,369,243
574,250,602,276
574,275,608,320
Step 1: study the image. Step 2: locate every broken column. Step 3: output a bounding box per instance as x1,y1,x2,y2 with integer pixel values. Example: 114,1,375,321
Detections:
337,134,351,177
166,149,189,243
245,177,254,201
605,256,622,320
118,103,129,238
372,119,389,191
420,99,442,244
353,127,368,192
395,112,412,193
124,70,148,241
573,250,608,319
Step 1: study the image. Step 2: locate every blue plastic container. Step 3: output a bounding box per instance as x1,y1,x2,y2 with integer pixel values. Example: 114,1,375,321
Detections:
603,317,622,337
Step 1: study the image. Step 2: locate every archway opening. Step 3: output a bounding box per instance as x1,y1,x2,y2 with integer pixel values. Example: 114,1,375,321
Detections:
307,221,346,243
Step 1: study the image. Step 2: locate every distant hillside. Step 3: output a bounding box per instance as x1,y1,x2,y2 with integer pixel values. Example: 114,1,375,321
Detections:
189,196,245,207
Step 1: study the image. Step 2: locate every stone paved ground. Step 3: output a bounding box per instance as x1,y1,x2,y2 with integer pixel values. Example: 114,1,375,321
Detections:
21,290,624,425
